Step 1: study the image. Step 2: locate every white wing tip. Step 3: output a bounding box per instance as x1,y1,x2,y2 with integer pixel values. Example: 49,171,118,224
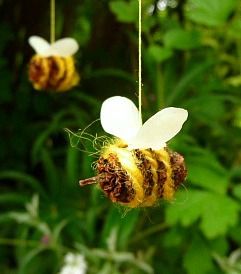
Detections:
52,37,79,57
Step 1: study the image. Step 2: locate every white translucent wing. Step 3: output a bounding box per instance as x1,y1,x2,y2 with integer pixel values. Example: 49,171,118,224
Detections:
51,38,79,57
28,36,51,56
100,96,142,143
129,107,188,149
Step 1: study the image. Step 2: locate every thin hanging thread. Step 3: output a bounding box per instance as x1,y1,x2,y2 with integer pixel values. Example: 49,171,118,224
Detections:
138,0,142,122
50,0,55,43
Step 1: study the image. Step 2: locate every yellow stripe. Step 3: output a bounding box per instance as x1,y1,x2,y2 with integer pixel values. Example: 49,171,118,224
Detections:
103,144,144,208
140,149,159,207
155,149,174,200
57,57,79,92
48,56,66,87
29,55,50,90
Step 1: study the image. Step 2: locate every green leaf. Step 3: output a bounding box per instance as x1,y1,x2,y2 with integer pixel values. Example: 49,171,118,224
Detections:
166,190,205,227
0,171,46,198
109,0,138,23
186,0,238,27
18,246,47,274
41,149,59,194
166,190,239,238
97,263,114,274
163,29,201,50
163,227,184,247
147,45,173,63
183,234,213,274
66,146,80,185
186,95,226,122
226,75,241,87
186,154,229,194
166,59,214,104
101,207,139,249
228,18,241,39
118,209,140,249
209,237,228,256
233,184,241,200
200,193,239,238
0,193,27,204
229,223,241,245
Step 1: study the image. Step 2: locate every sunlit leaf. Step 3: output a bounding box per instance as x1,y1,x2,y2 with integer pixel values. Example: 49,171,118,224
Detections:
183,235,213,274
186,0,238,26
147,45,173,63
166,190,239,238
109,0,138,23
164,29,201,50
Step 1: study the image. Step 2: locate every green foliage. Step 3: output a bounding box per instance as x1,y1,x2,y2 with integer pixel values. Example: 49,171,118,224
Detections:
186,0,238,26
183,235,213,274
166,190,239,238
109,0,138,23
147,45,173,63
163,29,201,50
0,0,241,274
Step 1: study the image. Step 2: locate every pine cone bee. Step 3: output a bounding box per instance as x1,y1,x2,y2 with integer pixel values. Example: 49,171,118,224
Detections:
80,96,188,208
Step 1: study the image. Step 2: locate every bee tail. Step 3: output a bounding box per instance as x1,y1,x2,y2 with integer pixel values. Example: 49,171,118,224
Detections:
79,176,99,186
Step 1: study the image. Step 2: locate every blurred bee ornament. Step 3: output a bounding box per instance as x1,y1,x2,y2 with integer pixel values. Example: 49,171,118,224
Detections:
80,96,188,208
28,36,79,92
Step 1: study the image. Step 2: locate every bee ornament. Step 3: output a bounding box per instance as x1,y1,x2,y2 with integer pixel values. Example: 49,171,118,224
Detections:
28,36,79,92
80,96,188,208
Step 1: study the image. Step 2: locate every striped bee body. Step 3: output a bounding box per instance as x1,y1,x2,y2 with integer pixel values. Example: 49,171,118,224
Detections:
28,54,79,92
80,141,187,208
79,96,188,208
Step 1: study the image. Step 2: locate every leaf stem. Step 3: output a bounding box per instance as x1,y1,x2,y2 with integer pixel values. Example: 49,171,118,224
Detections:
130,223,169,243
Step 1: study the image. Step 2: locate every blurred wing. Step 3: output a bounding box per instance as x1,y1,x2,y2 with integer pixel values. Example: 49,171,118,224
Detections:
51,38,79,57
28,36,51,56
100,96,142,143
129,107,188,149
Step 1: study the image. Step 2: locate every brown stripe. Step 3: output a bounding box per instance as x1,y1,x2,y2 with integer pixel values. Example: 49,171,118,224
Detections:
97,155,135,203
169,151,187,189
133,149,155,197
155,153,167,198
52,57,68,90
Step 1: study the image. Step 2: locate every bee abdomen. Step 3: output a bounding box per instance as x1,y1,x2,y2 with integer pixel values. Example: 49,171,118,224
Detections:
96,146,187,208
28,55,79,92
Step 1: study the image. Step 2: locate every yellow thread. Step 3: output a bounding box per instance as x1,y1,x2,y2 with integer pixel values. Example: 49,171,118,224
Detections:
50,0,55,44
57,57,79,91
140,149,159,207
138,0,142,123
155,150,174,200
48,56,66,86
100,143,176,208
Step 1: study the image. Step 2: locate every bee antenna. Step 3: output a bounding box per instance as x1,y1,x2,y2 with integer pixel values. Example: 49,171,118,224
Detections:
79,176,99,186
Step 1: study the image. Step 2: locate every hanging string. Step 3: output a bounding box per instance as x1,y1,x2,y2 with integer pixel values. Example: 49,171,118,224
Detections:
138,0,142,123
50,0,55,43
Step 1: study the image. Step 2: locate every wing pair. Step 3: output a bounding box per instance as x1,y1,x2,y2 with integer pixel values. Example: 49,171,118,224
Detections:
100,96,188,149
28,36,79,57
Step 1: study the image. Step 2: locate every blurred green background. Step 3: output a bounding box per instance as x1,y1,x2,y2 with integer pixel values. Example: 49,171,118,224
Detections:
0,0,241,273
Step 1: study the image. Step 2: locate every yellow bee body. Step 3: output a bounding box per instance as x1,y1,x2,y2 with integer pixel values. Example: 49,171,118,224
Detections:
28,54,79,92
95,140,186,208
79,96,188,208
